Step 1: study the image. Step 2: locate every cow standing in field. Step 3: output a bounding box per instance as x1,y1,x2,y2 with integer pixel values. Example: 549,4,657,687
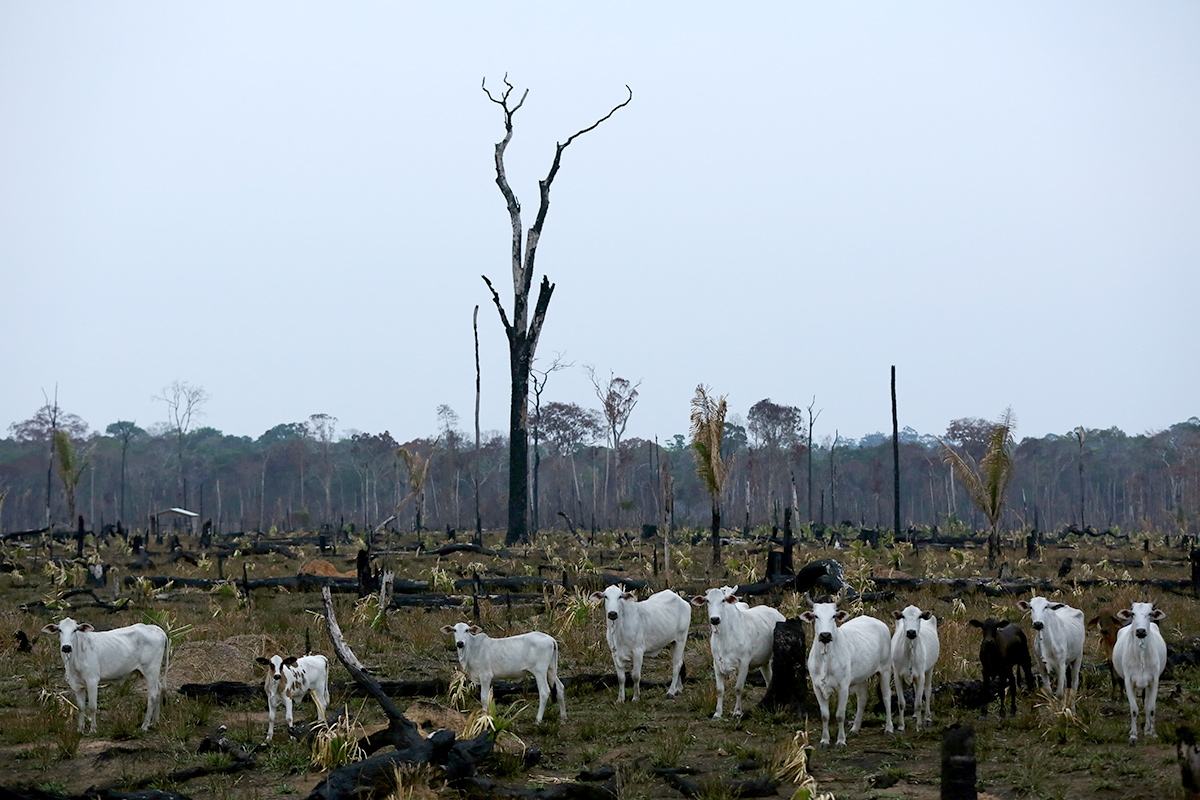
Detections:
1018,596,1086,707
41,617,168,734
692,586,785,719
441,622,566,723
1111,601,1168,745
590,585,691,702
1088,608,1123,698
800,598,894,747
968,617,1036,717
891,605,939,731
255,653,330,741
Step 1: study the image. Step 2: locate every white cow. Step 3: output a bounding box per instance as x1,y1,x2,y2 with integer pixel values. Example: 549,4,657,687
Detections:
1017,595,1085,707
41,617,168,734
800,600,894,747
691,586,784,719
441,622,566,723
589,585,690,702
890,605,939,731
255,653,330,741
1111,601,1168,745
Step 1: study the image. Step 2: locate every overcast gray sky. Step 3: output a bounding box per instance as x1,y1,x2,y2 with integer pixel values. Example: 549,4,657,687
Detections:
3,3,1197,446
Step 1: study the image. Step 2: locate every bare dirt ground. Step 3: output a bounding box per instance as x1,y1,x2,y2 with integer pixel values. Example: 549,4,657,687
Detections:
2,529,1197,799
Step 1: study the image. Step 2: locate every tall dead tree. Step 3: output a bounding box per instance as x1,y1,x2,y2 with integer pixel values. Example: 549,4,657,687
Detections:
481,76,632,546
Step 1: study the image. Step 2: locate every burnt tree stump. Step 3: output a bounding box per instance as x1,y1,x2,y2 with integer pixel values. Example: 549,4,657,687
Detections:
758,619,816,716
941,723,977,800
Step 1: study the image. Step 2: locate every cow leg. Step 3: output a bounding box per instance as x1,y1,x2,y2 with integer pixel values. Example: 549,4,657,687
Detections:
265,692,278,741
1145,677,1160,740
532,670,550,723
921,667,934,727
143,666,160,730
850,683,868,734
85,678,100,734
479,676,493,714
312,685,329,722
880,663,894,733
549,657,567,721
815,688,832,747
731,661,752,717
1124,675,1140,745
712,662,726,720
284,692,295,729
667,636,686,697
895,673,907,732
630,647,645,702
835,684,850,746
613,653,627,703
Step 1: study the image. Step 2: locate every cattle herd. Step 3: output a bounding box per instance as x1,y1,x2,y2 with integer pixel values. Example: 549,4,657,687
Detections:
41,584,1172,753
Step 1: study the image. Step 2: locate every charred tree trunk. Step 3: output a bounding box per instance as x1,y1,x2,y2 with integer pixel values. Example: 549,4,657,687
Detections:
480,77,631,547
758,619,815,715
892,366,903,545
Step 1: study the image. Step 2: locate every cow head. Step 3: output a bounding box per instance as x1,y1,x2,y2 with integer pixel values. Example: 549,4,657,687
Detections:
691,586,739,629
256,654,300,683
1116,602,1165,640
893,605,933,640
590,584,637,622
800,601,848,645
1017,596,1064,631
41,617,95,657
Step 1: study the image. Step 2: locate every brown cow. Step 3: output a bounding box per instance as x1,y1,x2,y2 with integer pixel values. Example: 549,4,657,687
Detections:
1088,607,1123,698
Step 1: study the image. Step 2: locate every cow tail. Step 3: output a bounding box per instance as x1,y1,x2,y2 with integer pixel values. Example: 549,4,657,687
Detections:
550,640,560,703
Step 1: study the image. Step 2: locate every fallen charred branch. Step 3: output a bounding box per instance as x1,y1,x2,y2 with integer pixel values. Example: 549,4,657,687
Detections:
307,587,494,800
423,542,498,557
456,775,617,800
653,768,778,799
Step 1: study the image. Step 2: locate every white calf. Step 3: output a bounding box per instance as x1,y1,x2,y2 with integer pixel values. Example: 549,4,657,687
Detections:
255,654,330,741
590,585,690,702
891,605,939,731
800,600,894,747
41,617,168,733
1111,602,1167,745
1017,596,1085,707
691,586,784,719
441,623,566,723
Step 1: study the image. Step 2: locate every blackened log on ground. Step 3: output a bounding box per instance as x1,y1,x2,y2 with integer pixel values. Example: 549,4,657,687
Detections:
455,776,617,800
56,588,129,612
425,542,498,557
793,559,847,596
306,730,456,800
178,681,262,704
654,770,778,799
758,619,817,715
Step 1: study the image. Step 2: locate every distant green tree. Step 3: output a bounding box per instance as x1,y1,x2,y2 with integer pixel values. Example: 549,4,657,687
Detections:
106,421,145,525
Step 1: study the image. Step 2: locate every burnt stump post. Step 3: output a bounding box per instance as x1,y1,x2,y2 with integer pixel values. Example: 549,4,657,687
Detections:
758,618,816,716
941,723,977,800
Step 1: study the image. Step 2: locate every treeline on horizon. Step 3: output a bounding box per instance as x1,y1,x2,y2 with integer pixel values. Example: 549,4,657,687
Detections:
1,397,1197,540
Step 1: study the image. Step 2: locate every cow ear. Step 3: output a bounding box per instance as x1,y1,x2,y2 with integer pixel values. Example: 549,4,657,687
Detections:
690,596,706,607
1016,601,1030,611
1116,609,1134,621
621,592,636,601
440,625,456,634
920,611,933,620
1087,616,1099,627
725,595,738,604
256,657,271,665
282,656,298,666
1048,603,1065,611
799,611,816,623
588,592,604,602
41,624,60,634
77,623,95,632
995,620,1010,629
892,610,904,620
968,619,983,628
1150,609,1165,621
833,611,849,623
468,626,482,635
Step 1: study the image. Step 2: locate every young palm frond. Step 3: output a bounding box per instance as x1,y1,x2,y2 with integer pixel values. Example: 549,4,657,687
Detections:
690,385,728,566
937,408,1016,566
